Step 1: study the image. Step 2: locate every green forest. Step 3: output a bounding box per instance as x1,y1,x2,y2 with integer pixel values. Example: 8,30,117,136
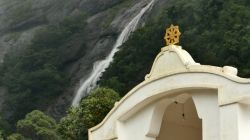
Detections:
0,0,249,139
0,13,87,125
100,0,250,96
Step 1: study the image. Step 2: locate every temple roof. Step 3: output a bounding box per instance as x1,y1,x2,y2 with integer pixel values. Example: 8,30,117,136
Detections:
145,45,239,81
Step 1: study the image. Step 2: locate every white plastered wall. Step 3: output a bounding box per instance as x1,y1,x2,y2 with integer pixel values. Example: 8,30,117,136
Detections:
116,98,172,140
89,46,250,140
220,103,250,140
116,90,220,140
192,90,220,140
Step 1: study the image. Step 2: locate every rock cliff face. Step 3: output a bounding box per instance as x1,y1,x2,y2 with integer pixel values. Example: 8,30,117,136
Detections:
0,0,169,118
0,0,125,59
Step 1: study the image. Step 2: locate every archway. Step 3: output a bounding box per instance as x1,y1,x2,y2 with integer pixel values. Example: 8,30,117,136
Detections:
157,97,202,140
89,45,250,140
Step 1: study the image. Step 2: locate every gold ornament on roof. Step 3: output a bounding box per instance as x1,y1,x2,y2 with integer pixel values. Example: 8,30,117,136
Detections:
164,24,181,46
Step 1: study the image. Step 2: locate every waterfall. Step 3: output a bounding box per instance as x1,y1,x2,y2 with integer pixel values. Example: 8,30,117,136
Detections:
72,0,155,106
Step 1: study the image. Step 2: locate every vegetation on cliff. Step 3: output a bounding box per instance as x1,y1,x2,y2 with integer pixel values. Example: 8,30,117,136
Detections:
0,0,249,139
100,0,250,96
0,14,87,125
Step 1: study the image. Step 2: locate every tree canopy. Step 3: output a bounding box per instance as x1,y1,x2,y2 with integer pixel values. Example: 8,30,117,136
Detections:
15,110,59,140
58,87,120,140
0,0,249,139
100,0,250,96
0,13,87,125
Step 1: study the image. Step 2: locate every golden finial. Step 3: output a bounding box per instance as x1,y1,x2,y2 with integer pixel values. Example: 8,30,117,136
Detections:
164,24,181,46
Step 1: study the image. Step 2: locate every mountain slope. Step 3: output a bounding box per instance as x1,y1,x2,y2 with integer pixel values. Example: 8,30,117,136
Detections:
0,0,170,123
100,0,250,96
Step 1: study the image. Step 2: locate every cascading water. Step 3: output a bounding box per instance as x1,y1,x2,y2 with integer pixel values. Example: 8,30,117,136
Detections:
72,0,156,106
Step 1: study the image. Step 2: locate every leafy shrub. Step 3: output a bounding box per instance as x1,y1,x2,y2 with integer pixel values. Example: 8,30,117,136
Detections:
58,87,120,140
16,110,60,140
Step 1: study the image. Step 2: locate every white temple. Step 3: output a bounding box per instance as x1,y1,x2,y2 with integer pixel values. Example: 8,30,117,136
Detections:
88,25,250,140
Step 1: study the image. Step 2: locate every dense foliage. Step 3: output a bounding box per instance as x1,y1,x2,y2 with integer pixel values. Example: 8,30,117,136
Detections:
0,0,249,139
58,87,120,140
7,133,29,140
0,87,119,140
100,0,250,96
15,110,59,140
0,14,87,125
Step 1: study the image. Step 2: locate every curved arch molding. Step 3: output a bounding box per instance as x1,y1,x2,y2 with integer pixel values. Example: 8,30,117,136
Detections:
89,45,250,140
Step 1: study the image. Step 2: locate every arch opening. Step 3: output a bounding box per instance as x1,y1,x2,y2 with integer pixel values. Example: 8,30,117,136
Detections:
156,97,202,140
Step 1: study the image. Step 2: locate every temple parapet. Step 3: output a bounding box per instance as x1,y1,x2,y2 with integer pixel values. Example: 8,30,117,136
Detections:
89,25,250,140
